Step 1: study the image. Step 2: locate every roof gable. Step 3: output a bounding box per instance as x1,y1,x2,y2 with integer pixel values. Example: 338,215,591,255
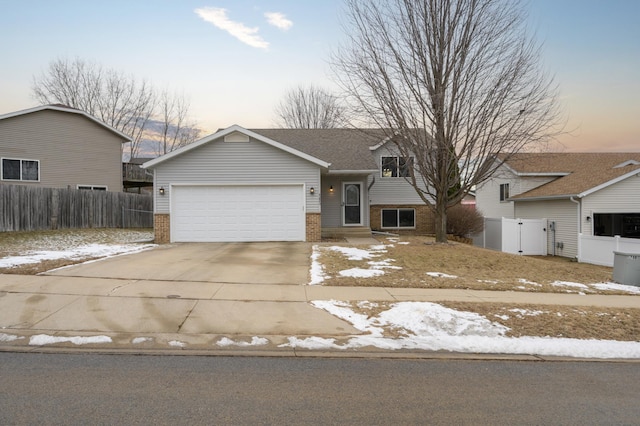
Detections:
0,105,132,142
499,153,640,200
142,125,331,169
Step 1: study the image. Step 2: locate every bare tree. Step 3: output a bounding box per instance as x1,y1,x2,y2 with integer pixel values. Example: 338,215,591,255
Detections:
333,0,562,242
275,84,346,128
152,90,202,156
32,57,200,159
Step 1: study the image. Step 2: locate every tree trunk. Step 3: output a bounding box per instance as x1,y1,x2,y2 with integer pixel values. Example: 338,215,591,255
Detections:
434,200,448,243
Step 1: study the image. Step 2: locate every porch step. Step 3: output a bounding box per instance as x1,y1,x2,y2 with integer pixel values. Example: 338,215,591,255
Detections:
321,227,373,239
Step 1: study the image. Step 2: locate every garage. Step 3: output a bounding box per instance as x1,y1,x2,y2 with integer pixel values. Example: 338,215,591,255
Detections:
171,184,305,242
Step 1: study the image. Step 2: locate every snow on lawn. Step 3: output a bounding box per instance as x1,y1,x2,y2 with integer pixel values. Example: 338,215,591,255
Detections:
427,272,458,279
281,300,640,359
29,334,112,346
0,243,156,268
309,244,400,284
591,282,640,294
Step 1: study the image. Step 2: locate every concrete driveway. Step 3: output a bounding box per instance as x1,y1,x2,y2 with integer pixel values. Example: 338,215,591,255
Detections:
45,242,312,285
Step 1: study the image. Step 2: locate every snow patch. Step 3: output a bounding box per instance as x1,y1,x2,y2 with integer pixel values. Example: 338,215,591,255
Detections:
29,334,112,346
0,244,156,268
132,337,154,344
591,282,640,294
216,336,269,347
0,333,24,342
309,245,327,285
339,268,385,278
168,340,186,348
552,281,589,289
427,272,458,279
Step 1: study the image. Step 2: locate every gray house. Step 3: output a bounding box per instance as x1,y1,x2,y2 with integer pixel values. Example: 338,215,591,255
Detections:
142,125,434,243
0,105,131,192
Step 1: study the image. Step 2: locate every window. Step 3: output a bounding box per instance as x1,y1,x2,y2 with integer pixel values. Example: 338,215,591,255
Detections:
1,158,39,181
381,208,415,228
381,156,413,178
499,183,510,201
78,185,107,191
594,213,640,239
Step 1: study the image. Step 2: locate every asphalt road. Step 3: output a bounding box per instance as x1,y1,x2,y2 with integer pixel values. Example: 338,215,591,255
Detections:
1,353,639,425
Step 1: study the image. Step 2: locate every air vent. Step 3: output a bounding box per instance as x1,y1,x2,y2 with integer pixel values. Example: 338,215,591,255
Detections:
224,131,250,143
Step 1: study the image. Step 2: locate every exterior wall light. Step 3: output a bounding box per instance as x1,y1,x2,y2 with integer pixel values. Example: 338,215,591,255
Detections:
310,187,315,195
159,187,165,196
329,185,334,193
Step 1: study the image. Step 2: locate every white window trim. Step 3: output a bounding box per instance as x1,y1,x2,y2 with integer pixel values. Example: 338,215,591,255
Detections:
499,183,510,202
1,157,40,182
381,155,414,178
77,185,108,191
381,208,416,229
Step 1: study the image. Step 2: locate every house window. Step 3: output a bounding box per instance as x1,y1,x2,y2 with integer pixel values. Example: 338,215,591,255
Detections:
1,158,39,181
381,208,415,228
78,185,107,191
381,156,413,178
594,213,640,239
499,183,510,201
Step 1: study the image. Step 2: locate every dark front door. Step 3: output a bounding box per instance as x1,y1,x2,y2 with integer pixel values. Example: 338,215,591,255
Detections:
343,183,361,225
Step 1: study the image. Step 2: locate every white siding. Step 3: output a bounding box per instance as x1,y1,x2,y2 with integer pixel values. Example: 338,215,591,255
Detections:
475,168,518,219
368,145,430,205
0,110,124,191
153,136,320,214
582,174,640,236
515,199,579,258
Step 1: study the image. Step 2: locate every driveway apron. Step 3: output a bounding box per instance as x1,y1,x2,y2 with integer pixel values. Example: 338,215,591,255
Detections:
44,242,312,285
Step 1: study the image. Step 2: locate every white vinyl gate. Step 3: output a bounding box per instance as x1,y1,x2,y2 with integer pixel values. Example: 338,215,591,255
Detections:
502,218,547,255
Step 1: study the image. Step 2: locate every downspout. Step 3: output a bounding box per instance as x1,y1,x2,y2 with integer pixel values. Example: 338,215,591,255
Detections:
570,196,580,261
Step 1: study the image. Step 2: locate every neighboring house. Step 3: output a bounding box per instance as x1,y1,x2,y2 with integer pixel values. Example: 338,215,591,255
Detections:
123,157,154,194
475,152,640,265
0,105,131,192
142,125,435,243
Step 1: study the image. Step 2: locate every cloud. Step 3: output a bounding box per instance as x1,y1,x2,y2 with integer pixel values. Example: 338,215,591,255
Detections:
264,12,293,31
195,7,268,50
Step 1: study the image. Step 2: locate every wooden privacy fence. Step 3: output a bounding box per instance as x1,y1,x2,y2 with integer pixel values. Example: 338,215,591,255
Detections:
0,184,153,232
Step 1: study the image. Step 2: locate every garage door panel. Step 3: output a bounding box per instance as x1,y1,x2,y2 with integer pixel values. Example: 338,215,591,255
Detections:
171,185,304,242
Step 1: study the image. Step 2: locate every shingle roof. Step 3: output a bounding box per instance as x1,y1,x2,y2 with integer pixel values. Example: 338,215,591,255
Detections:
250,128,388,172
498,153,640,199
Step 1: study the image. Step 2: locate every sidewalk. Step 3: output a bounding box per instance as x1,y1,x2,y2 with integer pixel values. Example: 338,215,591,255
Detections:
1,273,638,358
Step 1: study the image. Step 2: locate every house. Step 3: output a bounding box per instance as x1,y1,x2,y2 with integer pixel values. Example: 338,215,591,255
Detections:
142,125,435,243
0,105,131,192
475,152,640,265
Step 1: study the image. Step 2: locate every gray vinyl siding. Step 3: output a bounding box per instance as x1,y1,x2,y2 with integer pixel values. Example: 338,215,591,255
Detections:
475,168,518,219
0,110,124,191
582,175,640,237
321,174,370,227
368,145,430,205
152,136,320,214
515,199,579,258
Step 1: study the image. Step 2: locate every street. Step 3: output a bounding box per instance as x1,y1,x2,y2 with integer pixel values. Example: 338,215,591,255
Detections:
1,353,638,425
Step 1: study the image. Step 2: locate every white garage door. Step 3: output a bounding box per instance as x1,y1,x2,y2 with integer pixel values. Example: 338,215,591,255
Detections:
171,185,305,242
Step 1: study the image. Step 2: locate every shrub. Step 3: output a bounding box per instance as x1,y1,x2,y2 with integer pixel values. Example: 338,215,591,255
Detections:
446,204,484,237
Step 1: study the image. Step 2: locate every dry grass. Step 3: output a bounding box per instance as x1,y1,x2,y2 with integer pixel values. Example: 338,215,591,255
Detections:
0,228,153,275
348,300,640,342
317,236,633,295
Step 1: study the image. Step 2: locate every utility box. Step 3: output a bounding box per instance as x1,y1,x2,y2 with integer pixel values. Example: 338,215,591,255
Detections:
612,251,640,286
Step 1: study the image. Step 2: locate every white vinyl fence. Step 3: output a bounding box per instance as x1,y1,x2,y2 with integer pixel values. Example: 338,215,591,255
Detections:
578,233,640,267
474,217,547,256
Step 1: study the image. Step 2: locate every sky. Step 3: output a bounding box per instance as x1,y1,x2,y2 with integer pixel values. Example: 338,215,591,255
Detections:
0,0,638,152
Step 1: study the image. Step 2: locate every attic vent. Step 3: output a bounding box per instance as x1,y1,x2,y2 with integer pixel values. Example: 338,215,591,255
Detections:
614,160,640,168
224,132,250,143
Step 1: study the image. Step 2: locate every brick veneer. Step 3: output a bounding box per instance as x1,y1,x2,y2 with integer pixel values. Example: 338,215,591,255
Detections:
154,214,170,243
155,212,321,243
306,213,322,242
370,205,434,235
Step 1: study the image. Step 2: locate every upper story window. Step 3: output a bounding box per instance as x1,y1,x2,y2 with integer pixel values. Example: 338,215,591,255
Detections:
500,183,510,201
381,156,413,178
1,158,40,182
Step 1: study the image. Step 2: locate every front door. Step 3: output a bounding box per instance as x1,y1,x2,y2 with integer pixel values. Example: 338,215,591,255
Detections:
343,182,362,225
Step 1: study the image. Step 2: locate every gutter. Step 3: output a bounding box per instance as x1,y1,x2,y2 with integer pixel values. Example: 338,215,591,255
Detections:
570,196,581,261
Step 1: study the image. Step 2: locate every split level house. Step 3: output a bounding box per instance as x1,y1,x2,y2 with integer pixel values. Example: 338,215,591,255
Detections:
475,152,640,266
0,104,131,192
142,125,436,243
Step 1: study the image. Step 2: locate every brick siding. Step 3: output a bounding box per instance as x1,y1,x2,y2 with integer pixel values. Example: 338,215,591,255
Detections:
370,205,434,235
154,214,170,243
306,212,322,242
